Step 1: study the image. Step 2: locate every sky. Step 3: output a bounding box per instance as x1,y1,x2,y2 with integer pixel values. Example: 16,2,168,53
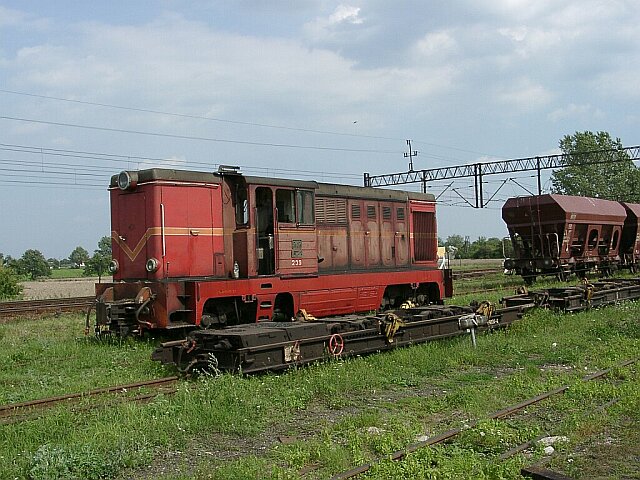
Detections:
1,0,639,259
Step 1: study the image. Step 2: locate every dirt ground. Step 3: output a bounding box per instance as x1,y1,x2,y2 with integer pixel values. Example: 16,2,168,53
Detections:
20,277,111,300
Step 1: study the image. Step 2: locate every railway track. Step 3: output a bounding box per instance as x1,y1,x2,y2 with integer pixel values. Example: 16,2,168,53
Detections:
0,376,178,424
330,358,638,479
452,268,503,280
0,296,94,319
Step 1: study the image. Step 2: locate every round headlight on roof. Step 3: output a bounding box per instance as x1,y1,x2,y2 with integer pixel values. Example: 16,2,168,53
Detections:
117,171,138,191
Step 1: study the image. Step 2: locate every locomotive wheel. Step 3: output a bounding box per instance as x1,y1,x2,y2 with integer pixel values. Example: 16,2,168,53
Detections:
328,333,344,356
200,311,226,329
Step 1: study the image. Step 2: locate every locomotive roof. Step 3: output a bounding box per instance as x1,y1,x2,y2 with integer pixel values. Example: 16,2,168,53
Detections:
109,168,223,187
109,168,318,189
317,182,435,202
110,168,436,201
503,194,627,224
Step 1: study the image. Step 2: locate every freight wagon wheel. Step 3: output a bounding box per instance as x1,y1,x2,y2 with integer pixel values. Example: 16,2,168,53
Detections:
328,334,344,356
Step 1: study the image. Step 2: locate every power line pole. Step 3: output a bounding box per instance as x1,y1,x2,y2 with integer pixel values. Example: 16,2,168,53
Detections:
404,139,418,171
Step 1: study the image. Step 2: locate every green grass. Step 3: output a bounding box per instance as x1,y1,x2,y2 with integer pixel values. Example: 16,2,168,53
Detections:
448,258,504,271
50,268,85,279
0,287,638,479
0,315,167,404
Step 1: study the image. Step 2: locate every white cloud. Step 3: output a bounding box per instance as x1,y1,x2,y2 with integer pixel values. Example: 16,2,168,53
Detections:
594,70,640,101
414,31,458,58
0,5,50,29
5,14,456,134
329,5,363,25
496,78,553,110
303,4,364,43
548,103,603,122
476,0,571,22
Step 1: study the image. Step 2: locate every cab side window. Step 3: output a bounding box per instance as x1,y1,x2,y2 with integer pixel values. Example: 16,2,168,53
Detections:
235,185,249,225
297,190,314,225
276,189,295,223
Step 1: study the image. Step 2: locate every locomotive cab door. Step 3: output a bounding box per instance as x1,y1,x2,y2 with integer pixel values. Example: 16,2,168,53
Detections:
275,188,317,276
255,187,275,275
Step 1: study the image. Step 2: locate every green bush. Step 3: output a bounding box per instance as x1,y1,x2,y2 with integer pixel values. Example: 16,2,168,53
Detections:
0,265,22,299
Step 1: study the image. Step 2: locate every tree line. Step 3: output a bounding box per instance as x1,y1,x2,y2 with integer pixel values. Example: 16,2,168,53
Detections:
439,235,512,259
0,236,112,300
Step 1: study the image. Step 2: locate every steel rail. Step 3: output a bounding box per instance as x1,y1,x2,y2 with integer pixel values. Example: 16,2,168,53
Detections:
329,358,637,479
498,397,620,462
0,376,178,422
0,296,94,318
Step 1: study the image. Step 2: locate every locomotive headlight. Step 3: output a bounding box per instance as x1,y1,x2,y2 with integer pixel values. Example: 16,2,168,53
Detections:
146,257,160,273
117,171,138,191
108,259,119,274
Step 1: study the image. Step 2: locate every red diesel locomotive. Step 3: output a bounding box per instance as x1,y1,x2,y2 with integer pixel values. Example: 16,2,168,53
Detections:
94,167,452,335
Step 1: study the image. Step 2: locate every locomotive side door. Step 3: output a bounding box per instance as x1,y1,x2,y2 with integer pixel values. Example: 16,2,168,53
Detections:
255,187,275,276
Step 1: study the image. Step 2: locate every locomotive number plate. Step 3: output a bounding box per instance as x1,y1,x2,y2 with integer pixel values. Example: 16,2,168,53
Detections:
291,239,303,259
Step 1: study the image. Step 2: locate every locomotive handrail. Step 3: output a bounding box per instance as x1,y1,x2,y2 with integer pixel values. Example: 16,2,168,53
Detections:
273,206,279,270
160,203,166,258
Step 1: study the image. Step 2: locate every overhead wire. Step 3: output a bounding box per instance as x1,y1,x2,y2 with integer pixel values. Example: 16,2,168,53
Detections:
0,88,503,160
0,143,365,180
0,88,403,141
0,115,400,155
